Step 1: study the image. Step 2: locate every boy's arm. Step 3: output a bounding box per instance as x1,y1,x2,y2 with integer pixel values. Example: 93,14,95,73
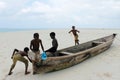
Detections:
40,40,44,51
11,49,19,59
69,30,72,33
53,39,58,48
26,56,32,63
30,41,33,51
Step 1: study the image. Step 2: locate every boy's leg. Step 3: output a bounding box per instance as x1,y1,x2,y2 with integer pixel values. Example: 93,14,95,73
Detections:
74,35,79,45
8,55,18,75
46,52,53,57
19,56,30,75
34,51,40,61
75,40,79,45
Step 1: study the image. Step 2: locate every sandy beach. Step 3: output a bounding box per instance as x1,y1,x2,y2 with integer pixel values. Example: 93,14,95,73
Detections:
0,29,120,80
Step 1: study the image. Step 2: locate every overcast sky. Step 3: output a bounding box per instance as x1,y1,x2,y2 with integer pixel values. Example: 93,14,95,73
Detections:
0,0,120,29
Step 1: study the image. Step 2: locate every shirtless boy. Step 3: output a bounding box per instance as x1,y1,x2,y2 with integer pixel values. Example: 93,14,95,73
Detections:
30,33,44,61
69,26,80,45
8,47,31,75
45,32,58,56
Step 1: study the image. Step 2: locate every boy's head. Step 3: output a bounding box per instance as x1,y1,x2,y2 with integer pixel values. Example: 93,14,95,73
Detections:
50,32,55,39
24,47,29,53
72,26,75,29
34,33,39,39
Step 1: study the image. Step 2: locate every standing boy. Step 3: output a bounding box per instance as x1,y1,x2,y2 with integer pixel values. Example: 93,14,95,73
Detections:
69,26,80,45
30,33,44,61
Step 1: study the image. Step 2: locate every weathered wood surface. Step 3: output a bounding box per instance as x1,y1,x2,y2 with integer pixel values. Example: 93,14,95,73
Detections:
32,34,116,74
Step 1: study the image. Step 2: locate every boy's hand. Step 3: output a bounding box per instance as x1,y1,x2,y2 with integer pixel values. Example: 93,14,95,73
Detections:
29,59,32,63
11,56,13,59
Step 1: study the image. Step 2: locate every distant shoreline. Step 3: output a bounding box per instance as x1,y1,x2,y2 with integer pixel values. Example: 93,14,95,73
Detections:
0,28,120,32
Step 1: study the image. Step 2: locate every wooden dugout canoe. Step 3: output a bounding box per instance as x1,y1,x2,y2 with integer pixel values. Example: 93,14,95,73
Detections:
32,34,116,74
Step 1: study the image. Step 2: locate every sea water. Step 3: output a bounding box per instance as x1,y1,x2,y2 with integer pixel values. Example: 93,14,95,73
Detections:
0,28,50,32
0,28,35,32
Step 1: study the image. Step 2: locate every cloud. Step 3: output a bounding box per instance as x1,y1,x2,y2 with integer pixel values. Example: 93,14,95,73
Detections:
1,0,120,28
18,1,53,14
0,1,7,10
17,0,120,16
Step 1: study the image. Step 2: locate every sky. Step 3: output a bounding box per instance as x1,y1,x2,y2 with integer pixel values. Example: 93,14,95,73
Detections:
0,0,120,29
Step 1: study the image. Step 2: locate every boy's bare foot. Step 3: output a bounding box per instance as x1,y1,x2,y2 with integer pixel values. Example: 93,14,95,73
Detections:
25,71,30,75
8,72,13,75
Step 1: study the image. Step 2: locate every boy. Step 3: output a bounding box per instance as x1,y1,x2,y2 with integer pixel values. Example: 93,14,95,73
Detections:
30,33,44,61
69,26,80,45
45,32,58,56
8,47,31,75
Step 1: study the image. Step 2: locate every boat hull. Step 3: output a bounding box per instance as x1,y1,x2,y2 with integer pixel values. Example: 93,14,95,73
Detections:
32,34,116,74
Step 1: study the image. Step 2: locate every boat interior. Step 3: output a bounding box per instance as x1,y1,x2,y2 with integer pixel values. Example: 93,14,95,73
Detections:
56,38,106,56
